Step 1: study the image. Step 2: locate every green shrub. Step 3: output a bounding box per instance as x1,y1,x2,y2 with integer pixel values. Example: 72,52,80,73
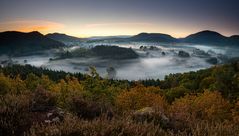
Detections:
0,73,11,95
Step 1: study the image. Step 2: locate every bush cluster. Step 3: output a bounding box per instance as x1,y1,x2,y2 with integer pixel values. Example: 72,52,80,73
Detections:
0,63,239,135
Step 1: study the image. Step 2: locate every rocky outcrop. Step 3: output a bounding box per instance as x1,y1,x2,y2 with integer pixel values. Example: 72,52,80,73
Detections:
178,51,190,58
192,49,210,58
44,108,65,124
132,107,169,127
139,46,161,51
30,107,65,124
206,57,218,64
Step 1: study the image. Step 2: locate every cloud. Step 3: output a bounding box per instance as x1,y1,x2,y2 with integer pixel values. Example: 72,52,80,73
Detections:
0,20,64,33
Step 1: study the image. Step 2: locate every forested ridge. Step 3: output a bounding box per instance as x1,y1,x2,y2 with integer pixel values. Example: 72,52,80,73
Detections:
0,62,239,136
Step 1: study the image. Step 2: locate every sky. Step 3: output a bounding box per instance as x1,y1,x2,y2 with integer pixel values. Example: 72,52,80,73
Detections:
0,0,239,38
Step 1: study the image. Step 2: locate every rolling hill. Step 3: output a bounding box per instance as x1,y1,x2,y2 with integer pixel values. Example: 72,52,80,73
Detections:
0,31,65,55
179,30,239,46
129,32,178,42
89,30,239,45
46,33,83,45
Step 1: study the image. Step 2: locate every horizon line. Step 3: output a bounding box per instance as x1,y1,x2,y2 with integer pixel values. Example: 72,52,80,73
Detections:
0,29,238,39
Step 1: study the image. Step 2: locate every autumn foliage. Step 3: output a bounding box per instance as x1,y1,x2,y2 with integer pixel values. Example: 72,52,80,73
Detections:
116,84,167,112
0,63,239,136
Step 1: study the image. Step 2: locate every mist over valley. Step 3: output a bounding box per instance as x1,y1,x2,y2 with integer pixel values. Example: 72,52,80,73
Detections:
1,30,239,80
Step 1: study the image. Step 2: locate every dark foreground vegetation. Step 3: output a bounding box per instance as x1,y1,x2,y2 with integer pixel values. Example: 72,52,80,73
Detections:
1,61,239,136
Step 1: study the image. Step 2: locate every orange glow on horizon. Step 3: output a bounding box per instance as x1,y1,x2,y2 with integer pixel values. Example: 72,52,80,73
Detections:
0,20,236,38
0,20,64,34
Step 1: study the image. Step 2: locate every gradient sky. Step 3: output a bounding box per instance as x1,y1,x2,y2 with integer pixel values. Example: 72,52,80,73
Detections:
0,0,239,38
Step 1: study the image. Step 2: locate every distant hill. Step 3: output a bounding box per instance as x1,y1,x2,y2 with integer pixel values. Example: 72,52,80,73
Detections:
181,30,228,45
46,31,239,46
0,31,65,55
228,35,239,45
230,35,239,39
1,30,238,55
129,33,178,42
91,45,138,59
58,45,139,60
88,35,131,40
87,33,178,43
46,33,83,45
124,31,239,46
181,30,239,46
